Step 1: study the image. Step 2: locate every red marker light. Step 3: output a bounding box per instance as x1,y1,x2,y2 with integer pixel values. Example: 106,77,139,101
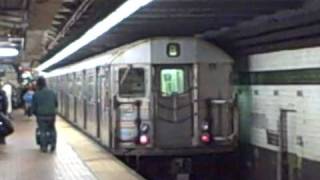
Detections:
139,135,149,145
201,133,211,143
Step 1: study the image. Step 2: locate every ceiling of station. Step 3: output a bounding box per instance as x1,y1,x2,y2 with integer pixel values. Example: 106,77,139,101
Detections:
0,0,29,34
0,0,29,55
204,0,320,55
4,0,318,70
0,0,29,33
0,0,61,66
42,0,126,56
44,0,311,70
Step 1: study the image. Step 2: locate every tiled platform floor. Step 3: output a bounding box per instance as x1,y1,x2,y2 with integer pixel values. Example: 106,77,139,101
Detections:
0,110,144,180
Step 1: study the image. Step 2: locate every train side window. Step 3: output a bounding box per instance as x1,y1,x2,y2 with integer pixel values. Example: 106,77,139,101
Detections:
160,69,185,97
67,74,73,93
75,75,82,97
87,75,96,101
119,68,145,97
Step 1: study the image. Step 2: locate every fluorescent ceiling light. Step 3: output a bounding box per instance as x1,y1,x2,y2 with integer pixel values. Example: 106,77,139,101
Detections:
0,47,19,57
37,0,154,72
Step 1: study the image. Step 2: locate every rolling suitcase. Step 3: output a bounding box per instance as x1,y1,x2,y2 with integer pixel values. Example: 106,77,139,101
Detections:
36,118,56,152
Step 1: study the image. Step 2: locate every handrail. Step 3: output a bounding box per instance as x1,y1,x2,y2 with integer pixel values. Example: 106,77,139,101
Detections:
206,97,239,143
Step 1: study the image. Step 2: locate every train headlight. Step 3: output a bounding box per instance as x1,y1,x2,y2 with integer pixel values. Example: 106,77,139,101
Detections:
201,121,209,131
139,134,149,145
140,123,149,133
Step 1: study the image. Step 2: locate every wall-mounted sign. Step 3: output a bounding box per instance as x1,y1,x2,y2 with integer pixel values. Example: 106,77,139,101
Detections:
167,43,180,57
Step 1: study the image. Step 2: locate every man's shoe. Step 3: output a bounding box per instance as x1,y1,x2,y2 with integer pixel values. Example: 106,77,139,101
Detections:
49,144,56,152
40,145,47,152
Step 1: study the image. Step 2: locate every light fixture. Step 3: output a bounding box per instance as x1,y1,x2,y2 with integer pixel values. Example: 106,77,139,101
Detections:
36,0,154,72
201,121,209,131
167,43,180,57
0,47,19,57
43,53,112,78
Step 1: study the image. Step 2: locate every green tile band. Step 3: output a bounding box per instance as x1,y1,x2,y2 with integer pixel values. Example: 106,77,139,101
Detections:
237,68,320,85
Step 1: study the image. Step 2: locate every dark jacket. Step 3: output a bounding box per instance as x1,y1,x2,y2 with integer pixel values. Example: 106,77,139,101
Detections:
32,87,57,116
0,90,8,114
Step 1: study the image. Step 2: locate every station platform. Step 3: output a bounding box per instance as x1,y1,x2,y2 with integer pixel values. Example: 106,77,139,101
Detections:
0,110,144,180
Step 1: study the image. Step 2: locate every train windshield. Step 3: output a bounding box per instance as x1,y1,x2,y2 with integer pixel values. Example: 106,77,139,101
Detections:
119,68,145,97
160,69,186,96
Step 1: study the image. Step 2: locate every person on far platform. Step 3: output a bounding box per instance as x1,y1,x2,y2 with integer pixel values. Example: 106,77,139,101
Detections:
23,85,34,120
2,82,13,119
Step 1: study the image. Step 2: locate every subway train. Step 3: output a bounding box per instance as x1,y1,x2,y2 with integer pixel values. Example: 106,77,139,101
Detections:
46,37,239,156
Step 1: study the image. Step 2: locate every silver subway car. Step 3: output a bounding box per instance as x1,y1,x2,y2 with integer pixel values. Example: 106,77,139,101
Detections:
47,37,239,156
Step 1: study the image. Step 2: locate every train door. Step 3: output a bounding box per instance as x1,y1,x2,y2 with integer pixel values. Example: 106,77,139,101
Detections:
57,76,63,114
75,71,85,129
98,66,111,146
63,75,68,118
60,76,64,115
72,73,76,123
112,65,150,147
72,72,77,124
63,75,69,119
68,73,75,123
153,65,194,148
85,68,98,137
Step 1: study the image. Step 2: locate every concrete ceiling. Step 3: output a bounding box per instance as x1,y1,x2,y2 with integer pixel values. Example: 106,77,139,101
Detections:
2,0,319,70
24,0,61,67
203,0,320,55
0,0,61,66
0,0,28,36
0,0,29,63
42,0,314,71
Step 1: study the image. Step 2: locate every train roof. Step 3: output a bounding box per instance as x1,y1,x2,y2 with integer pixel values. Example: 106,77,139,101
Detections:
45,37,233,77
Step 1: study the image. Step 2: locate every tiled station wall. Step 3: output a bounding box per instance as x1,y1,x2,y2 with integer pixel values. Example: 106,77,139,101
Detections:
237,46,320,180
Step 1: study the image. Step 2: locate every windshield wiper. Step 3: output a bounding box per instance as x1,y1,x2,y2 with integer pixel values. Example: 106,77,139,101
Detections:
119,65,133,87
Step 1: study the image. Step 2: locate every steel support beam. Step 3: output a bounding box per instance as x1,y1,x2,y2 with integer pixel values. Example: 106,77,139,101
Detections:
47,0,94,50
0,21,28,29
0,15,24,23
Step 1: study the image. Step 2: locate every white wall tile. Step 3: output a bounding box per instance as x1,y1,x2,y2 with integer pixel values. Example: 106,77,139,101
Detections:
249,46,320,71
240,84,320,161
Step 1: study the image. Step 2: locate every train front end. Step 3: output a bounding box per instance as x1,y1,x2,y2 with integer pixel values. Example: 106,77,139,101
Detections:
113,38,238,156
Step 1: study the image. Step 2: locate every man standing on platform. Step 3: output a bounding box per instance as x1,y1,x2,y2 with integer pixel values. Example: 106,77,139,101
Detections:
32,77,58,152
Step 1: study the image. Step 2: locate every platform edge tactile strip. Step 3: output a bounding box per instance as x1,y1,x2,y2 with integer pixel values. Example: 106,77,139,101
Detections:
56,116,146,180
0,110,96,180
